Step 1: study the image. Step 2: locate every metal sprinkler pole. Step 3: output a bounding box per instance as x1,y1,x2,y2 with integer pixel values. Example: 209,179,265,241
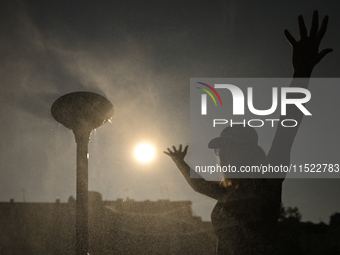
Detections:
74,130,91,254
51,92,114,255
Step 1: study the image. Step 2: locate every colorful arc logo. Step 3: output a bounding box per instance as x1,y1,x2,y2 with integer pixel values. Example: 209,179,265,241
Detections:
196,82,223,106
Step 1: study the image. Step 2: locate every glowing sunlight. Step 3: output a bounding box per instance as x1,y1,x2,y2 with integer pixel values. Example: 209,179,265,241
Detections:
134,143,155,163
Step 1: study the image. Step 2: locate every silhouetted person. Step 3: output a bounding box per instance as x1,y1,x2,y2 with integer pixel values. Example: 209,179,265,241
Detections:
165,11,332,255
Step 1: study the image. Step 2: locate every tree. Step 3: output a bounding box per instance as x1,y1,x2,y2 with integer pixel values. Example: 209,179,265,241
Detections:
279,204,302,222
329,213,340,228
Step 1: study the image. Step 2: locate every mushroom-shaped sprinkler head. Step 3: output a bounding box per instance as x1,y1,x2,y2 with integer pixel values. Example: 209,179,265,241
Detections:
51,92,114,142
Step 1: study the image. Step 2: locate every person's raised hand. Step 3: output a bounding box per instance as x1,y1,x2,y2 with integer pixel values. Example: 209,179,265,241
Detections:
164,144,188,164
284,10,333,75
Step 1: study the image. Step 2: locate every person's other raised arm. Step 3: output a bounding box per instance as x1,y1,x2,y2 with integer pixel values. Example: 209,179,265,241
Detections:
268,11,332,169
164,145,225,200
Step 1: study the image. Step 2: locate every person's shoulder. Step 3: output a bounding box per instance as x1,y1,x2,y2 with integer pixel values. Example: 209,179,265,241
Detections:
265,178,284,186
260,179,284,194
253,179,283,199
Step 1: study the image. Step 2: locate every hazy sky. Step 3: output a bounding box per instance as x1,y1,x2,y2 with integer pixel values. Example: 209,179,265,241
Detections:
1,0,340,222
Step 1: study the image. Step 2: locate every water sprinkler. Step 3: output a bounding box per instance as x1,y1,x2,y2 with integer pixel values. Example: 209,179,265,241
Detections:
51,92,113,255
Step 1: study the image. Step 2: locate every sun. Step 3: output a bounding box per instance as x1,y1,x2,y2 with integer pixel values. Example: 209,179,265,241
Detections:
134,143,155,163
